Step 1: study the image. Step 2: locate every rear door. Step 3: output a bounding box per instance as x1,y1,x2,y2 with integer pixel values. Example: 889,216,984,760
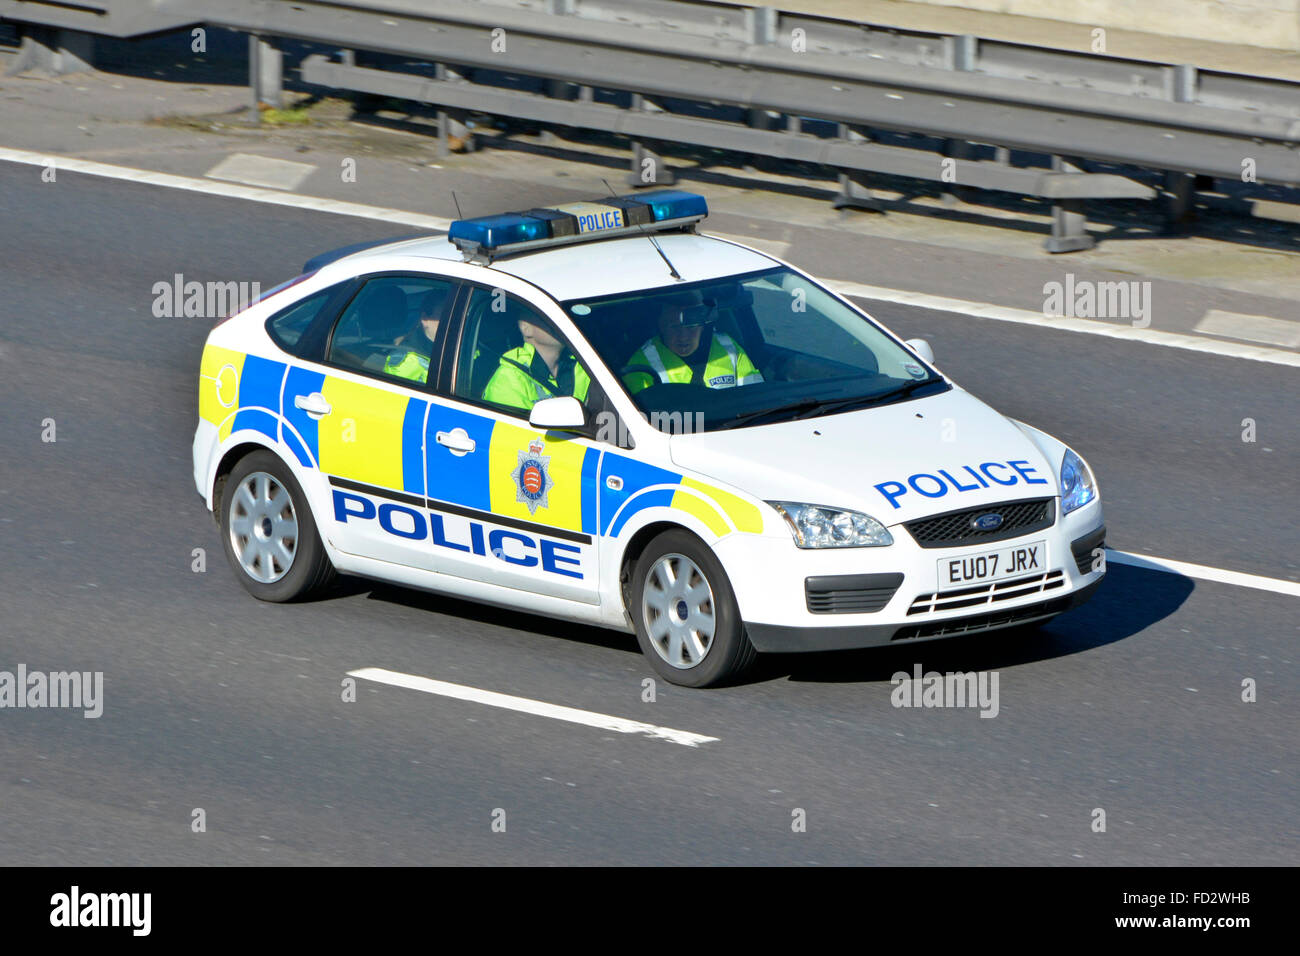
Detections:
280,272,461,570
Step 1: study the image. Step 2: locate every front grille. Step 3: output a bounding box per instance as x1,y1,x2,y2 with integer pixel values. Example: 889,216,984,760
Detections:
805,572,903,614
904,497,1054,548
891,594,1073,641
907,569,1065,616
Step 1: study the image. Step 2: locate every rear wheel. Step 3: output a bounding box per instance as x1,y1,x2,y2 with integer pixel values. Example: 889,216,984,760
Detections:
219,450,335,602
630,529,757,687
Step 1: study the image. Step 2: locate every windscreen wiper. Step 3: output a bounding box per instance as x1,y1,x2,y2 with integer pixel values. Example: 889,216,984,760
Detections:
716,397,846,429
716,379,947,430
855,378,947,407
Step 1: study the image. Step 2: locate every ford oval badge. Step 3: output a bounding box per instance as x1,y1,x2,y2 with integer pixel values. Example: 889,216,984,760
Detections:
971,512,1003,531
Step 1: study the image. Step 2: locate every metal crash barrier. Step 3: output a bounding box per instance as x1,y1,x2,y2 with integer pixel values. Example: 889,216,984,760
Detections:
3,0,1297,252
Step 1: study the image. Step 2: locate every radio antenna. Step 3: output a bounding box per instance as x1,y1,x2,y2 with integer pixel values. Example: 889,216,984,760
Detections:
600,178,681,281
450,190,464,220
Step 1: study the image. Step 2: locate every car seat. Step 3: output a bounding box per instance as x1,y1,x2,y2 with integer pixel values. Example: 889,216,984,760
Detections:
463,295,528,399
348,285,409,370
357,285,409,342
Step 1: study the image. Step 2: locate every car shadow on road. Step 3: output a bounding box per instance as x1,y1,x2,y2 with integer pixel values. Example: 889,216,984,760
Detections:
344,579,638,656
769,563,1195,686
336,563,1194,686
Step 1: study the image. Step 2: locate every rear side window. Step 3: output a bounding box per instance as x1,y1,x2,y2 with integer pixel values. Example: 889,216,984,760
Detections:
267,289,334,355
326,275,458,386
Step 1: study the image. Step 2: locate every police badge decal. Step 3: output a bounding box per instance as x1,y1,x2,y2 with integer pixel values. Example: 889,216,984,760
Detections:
512,440,553,515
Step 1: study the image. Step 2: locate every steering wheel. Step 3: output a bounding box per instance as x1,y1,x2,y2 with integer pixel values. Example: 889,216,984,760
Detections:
618,363,654,379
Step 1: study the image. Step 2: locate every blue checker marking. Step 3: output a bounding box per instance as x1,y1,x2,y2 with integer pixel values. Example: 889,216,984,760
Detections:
424,404,495,511
580,447,601,535
609,488,676,538
282,427,311,467
239,355,286,412
231,407,279,443
599,454,681,536
281,366,326,467
402,398,429,496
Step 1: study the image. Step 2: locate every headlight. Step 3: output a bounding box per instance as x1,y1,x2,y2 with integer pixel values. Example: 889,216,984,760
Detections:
768,502,893,548
1060,448,1096,514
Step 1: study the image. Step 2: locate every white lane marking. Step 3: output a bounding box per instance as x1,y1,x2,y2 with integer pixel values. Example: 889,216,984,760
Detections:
206,152,316,191
347,667,719,747
1194,309,1300,348
711,232,793,259
828,280,1300,368
3,146,1296,366
1106,549,1300,598
0,146,453,230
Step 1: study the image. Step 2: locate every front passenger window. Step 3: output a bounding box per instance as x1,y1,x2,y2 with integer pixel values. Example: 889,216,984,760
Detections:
454,288,593,417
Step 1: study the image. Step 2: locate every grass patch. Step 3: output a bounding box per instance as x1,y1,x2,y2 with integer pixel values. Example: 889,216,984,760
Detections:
259,106,313,126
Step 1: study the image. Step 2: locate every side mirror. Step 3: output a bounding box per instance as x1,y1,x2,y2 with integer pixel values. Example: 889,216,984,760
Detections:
529,396,586,431
904,338,935,364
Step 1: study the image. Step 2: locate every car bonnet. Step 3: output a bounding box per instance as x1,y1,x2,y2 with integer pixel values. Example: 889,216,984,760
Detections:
666,388,1059,526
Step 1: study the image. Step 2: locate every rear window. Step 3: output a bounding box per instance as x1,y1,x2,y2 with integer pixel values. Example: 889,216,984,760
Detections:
266,289,334,355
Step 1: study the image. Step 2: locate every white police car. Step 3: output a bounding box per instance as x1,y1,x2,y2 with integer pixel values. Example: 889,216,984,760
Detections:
193,190,1104,687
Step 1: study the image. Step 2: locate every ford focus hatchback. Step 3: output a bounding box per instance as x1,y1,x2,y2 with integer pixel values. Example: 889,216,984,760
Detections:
193,190,1105,686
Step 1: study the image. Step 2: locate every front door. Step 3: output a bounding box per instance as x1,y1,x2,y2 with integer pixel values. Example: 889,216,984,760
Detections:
423,286,602,604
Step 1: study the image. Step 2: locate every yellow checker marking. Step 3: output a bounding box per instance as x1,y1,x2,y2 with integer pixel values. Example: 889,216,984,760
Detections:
488,421,586,532
670,488,730,538
198,346,245,438
317,377,408,490
679,477,764,535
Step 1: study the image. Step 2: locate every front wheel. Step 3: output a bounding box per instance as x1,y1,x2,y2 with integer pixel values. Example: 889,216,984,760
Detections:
219,450,335,602
630,529,757,687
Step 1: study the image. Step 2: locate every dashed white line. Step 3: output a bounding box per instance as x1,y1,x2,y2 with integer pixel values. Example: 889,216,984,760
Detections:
1194,309,1300,348
1106,549,1300,598
0,146,452,230
828,281,1300,368
347,667,719,747
206,152,317,191
711,231,793,259
2,146,1296,366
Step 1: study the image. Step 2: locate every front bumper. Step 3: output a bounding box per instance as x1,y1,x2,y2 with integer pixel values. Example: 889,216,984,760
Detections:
745,576,1102,652
715,499,1106,654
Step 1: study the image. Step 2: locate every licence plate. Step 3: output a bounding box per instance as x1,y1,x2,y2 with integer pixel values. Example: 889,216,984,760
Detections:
938,540,1046,587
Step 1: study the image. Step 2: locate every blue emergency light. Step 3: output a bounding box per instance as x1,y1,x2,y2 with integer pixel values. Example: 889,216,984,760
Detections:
448,190,708,260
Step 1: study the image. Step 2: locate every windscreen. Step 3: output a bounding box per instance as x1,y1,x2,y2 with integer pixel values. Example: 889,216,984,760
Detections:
562,266,947,433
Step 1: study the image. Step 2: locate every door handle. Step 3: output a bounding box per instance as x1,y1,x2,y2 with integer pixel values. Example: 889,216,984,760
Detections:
436,428,476,456
294,392,332,418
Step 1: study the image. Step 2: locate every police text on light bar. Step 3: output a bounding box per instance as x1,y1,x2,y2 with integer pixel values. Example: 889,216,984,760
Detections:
447,190,708,260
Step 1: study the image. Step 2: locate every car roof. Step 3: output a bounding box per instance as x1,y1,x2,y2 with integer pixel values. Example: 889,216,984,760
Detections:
490,233,780,301
337,231,781,302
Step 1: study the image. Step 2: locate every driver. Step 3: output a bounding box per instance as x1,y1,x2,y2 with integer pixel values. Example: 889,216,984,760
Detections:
623,291,762,393
383,287,450,383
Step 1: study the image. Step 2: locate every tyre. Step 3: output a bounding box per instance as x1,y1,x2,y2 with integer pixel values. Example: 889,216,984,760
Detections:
219,450,335,602
630,529,757,687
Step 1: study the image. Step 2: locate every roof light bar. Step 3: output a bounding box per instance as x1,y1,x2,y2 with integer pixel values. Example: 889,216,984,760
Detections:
447,190,708,260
